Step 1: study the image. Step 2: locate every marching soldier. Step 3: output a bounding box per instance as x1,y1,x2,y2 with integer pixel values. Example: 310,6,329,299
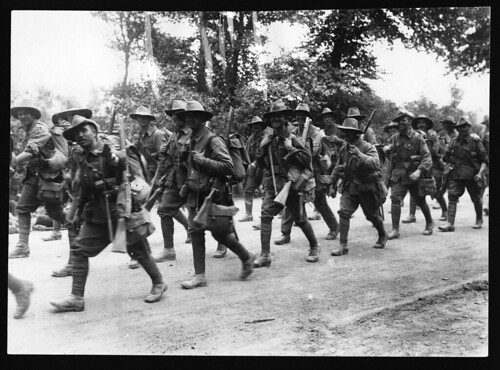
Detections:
152,100,191,263
274,103,339,244
50,115,168,312
253,100,320,267
128,105,168,268
177,101,255,289
438,117,488,232
9,99,69,259
239,116,266,222
402,114,445,223
329,118,387,256
49,102,94,278
346,107,380,146
382,110,434,239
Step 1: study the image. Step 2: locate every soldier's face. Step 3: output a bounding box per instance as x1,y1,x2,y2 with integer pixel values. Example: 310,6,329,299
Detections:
344,131,358,144
251,124,263,134
17,109,36,127
172,113,185,128
75,124,97,149
457,125,470,137
137,116,152,130
296,112,307,125
387,128,398,136
398,117,412,135
185,113,205,131
417,120,428,131
270,112,287,129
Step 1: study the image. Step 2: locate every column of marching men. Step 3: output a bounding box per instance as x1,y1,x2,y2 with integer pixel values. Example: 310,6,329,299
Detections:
8,97,489,317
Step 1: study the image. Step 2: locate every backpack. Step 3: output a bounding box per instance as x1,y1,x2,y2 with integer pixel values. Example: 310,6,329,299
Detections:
206,133,250,183
44,125,69,170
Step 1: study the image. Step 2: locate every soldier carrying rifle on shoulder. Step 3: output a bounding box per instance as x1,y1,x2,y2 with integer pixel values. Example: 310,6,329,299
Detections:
177,101,255,289
253,100,320,267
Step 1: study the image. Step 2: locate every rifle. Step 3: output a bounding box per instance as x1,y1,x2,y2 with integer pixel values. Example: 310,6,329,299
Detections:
193,188,217,227
224,107,235,143
301,117,311,142
111,114,132,253
107,106,117,135
143,174,165,212
363,109,377,135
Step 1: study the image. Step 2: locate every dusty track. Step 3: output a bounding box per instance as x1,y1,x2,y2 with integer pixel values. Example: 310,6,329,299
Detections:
8,194,488,356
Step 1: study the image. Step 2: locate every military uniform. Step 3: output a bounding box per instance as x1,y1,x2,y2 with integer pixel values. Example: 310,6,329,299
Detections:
178,101,254,289
10,101,68,259
439,117,488,231
240,116,266,222
50,115,167,312
330,119,387,255
385,111,434,239
154,124,191,260
133,125,166,182
254,100,319,267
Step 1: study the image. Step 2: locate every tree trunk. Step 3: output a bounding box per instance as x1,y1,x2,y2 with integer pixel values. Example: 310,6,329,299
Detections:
252,11,268,101
198,11,214,93
219,12,227,76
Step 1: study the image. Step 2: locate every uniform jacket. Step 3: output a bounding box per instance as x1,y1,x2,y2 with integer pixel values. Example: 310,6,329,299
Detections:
133,126,166,177
184,125,234,208
256,124,311,193
436,129,458,156
21,121,59,179
155,126,191,190
246,131,264,163
331,137,380,194
443,133,488,180
387,128,432,185
75,140,124,224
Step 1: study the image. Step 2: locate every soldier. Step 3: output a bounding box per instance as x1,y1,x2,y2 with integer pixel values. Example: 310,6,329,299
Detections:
9,99,69,259
382,110,434,239
438,117,488,232
127,105,168,269
49,103,94,278
177,101,255,289
402,114,445,223
253,100,320,267
345,107,380,146
152,100,191,263
274,103,338,244
50,115,168,312
239,116,266,223
329,118,387,256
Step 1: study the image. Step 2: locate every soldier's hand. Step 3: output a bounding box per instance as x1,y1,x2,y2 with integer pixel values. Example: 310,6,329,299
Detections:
382,145,391,153
409,169,421,181
348,145,361,157
260,134,272,148
283,137,293,150
328,184,337,198
100,143,112,160
192,150,205,165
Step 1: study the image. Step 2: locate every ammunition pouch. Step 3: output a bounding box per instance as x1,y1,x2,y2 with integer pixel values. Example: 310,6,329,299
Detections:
37,172,65,203
186,168,211,194
418,173,437,197
195,202,239,233
125,207,156,245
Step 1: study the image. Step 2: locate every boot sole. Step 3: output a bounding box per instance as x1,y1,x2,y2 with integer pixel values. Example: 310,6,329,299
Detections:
253,260,272,268
180,281,207,289
9,254,30,259
213,252,227,259
51,272,72,278
50,302,84,312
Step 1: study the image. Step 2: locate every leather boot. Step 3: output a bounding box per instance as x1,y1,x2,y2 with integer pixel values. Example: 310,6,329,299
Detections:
371,217,388,248
180,274,207,289
306,245,320,263
252,222,261,230
388,201,401,239
438,201,456,232
331,243,348,256
144,282,168,303
402,214,416,223
239,213,253,222
50,294,85,312
402,197,417,223
155,248,176,262
11,213,31,259
255,219,272,268
52,264,72,277
213,243,227,258
274,234,291,245
253,253,272,268
13,280,34,319
42,230,62,241
240,253,256,280
9,243,30,259
439,211,448,222
325,229,338,240
472,218,483,229
308,210,321,221
423,222,434,235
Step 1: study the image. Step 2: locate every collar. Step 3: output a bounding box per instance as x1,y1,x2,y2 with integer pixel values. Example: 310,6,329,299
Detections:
400,127,415,139
26,121,41,134
141,125,156,136
274,124,291,139
192,125,210,143
457,133,471,143
86,139,105,157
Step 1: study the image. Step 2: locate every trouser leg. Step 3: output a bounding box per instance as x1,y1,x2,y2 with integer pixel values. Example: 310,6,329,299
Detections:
190,231,206,275
213,231,250,262
173,210,189,231
161,216,175,249
132,239,163,285
314,189,338,232
70,251,89,297
280,207,294,236
260,218,273,254
297,220,318,248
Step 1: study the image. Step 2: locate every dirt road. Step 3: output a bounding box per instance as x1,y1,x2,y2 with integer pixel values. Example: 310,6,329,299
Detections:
7,194,488,356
